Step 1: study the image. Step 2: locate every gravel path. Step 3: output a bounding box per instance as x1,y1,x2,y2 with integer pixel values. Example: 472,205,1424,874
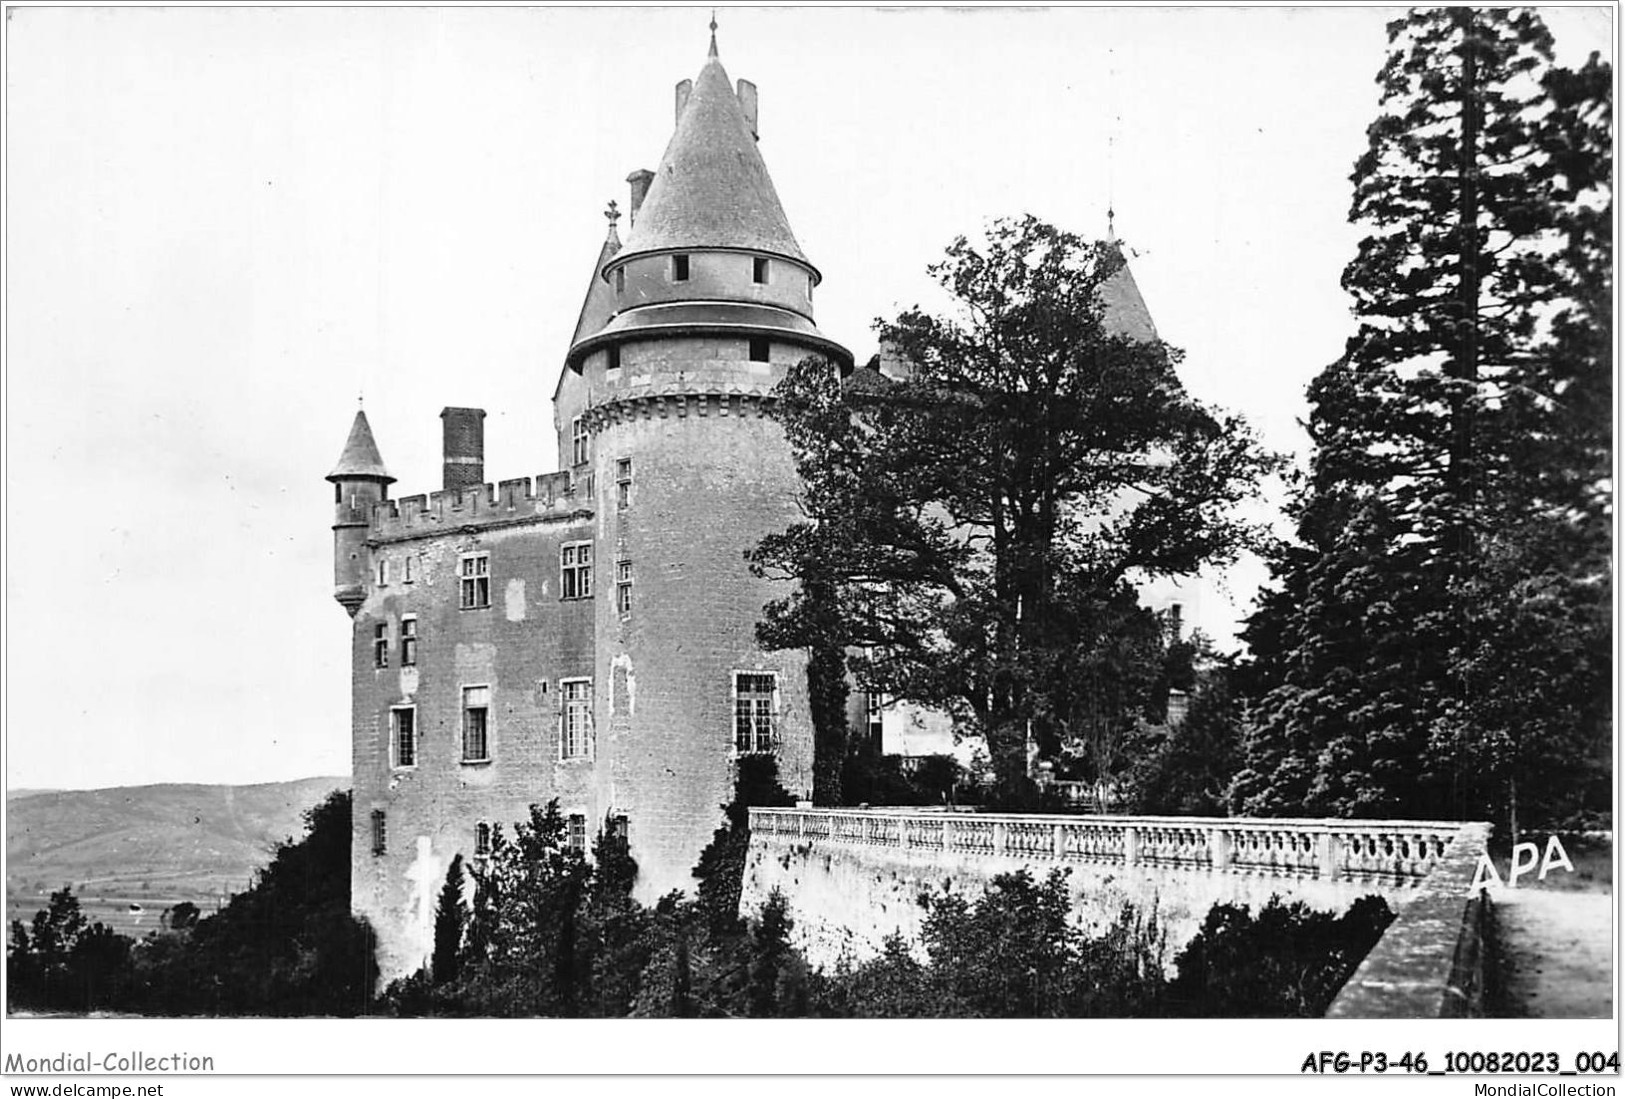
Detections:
1490,886,1613,1019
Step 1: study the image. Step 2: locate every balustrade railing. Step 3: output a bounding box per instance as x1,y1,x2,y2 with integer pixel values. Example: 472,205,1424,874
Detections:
748,808,1465,887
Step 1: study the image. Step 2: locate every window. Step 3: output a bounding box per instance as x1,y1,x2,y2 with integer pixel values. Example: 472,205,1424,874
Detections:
616,560,633,614
392,707,416,768
400,617,417,666
567,814,587,852
474,821,492,858
615,458,632,509
403,555,416,583
561,542,593,599
561,678,593,759
376,558,389,586
749,336,770,363
370,810,387,856
571,417,589,466
607,344,621,372
373,623,390,669
734,672,778,753
459,553,490,609
807,274,814,300
614,267,625,294
752,256,768,284
866,692,885,746
671,254,689,282
462,685,491,763
609,814,629,842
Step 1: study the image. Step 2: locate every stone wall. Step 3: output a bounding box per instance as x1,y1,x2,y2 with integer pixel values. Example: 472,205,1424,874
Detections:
742,809,1476,1004
1326,822,1493,1018
583,334,815,904
351,513,597,980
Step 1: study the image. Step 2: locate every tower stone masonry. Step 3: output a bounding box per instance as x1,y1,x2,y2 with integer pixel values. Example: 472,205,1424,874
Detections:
329,30,851,982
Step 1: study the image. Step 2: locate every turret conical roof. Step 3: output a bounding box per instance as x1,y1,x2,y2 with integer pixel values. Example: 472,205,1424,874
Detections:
1099,240,1159,344
326,409,395,483
571,221,623,347
615,47,810,269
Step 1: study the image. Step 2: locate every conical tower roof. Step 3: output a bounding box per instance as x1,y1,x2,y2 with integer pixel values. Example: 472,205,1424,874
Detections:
1099,238,1159,344
571,218,623,347
326,409,395,483
615,44,811,269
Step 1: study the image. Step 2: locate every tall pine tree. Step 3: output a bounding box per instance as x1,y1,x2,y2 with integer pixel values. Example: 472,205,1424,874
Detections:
1237,10,1611,828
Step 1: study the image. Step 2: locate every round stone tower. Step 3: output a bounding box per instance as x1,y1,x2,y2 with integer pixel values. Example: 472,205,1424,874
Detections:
327,409,395,617
562,29,851,900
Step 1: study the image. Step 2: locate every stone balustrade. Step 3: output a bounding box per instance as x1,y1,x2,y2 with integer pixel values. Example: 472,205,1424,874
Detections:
748,808,1466,888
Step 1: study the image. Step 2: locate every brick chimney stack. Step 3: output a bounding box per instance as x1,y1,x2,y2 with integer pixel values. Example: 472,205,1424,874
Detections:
440,407,486,493
626,169,655,227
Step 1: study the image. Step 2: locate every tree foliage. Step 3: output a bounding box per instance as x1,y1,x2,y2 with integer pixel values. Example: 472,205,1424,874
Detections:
1237,10,1611,828
7,888,130,1012
7,789,376,1016
1165,894,1394,1017
1130,650,1245,816
752,216,1276,798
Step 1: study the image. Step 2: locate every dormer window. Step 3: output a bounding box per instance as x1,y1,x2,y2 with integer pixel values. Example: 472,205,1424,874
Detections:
671,254,690,282
752,257,768,284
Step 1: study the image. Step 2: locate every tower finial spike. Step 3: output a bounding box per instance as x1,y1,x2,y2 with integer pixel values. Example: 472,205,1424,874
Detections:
708,9,718,57
605,198,621,230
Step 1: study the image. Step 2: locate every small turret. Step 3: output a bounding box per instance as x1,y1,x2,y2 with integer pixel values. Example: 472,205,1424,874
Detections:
326,409,395,616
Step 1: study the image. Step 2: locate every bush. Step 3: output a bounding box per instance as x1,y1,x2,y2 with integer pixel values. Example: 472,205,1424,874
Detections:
1164,893,1394,1017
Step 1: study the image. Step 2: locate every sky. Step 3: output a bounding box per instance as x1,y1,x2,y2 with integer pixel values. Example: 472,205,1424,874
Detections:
4,5,1613,793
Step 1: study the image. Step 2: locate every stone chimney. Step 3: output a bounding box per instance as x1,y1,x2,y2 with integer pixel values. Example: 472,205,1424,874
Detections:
627,169,655,227
440,407,486,493
877,338,917,381
736,79,758,139
674,78,692,124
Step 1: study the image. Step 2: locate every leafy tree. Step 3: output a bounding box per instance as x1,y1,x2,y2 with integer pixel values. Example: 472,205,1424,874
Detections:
6,888,134,1013
840,740,962,807
1165,894,1394,1017
164,902,201,932
1131,657,1245,816
173,789,376,1015
450,802,592,1016
580,819,653,1017
692,755,795,936
753,216,1276,799
431,853,467,985
1239,10,1611,828
746,890,795,1017
821,870,1166,1018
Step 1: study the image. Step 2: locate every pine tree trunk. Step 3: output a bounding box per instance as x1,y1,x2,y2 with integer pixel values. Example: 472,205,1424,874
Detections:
805,619,849,805
1451,6,1482,570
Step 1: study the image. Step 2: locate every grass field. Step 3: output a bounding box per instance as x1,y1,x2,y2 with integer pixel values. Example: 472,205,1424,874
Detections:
6,776,345,937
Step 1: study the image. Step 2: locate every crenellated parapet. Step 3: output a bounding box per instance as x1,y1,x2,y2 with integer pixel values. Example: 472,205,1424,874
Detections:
579,386,778,434
365,470,588,543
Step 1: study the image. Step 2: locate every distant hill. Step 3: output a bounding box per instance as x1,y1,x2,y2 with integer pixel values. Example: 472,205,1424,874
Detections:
6,777,347,937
